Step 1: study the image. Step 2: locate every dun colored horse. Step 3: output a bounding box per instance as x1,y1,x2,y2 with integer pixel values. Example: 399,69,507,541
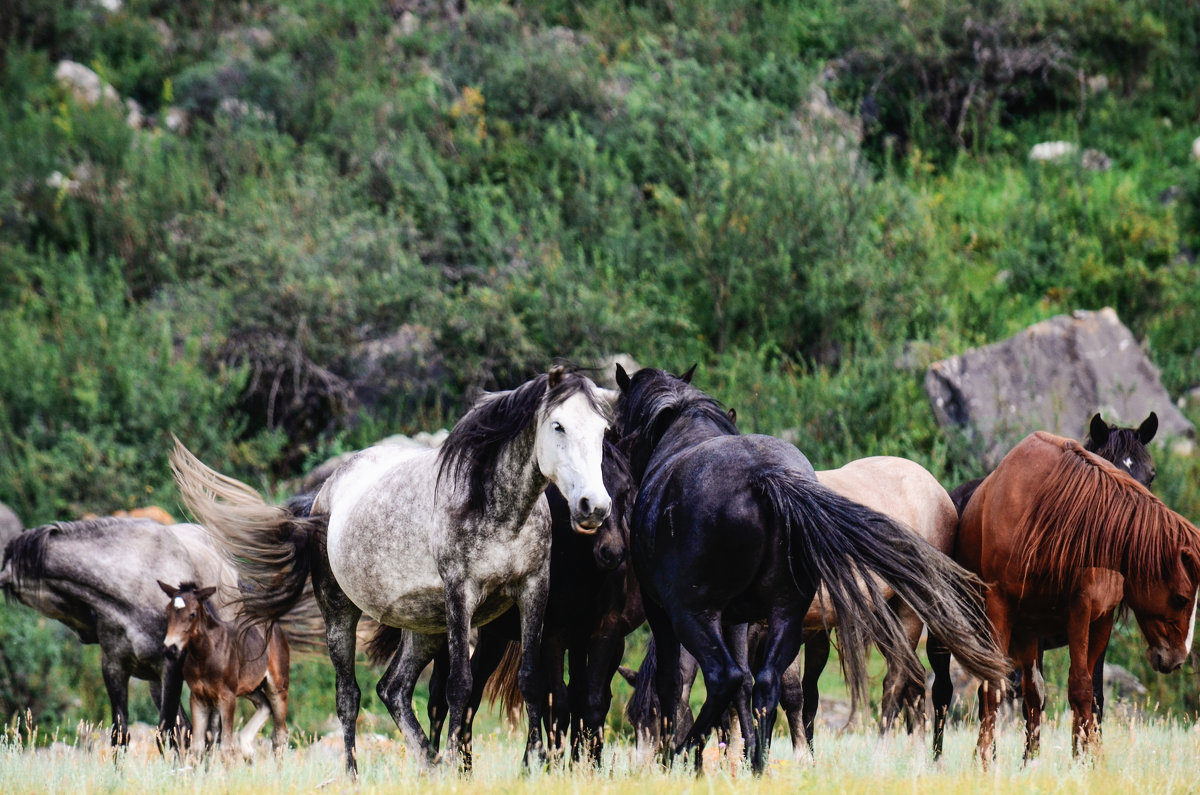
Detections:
159,581,290,758
958,431,1199,764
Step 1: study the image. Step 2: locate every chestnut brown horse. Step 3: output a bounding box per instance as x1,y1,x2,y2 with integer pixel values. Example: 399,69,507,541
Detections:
958,431,1200,765
159,581,290,758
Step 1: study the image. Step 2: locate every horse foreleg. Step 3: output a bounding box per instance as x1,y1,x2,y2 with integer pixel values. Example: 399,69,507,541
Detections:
376,630,441,768
1012,635,1043,762
1068,569,1122,758
190,695,213,756
749,611,807,775
239,691,272,759
801,630,830,755
443,577,483,770
512,571,550,770
427,644,451,754
577,628,626,766
543,634,570,757
217,692,238,760
153,655,192,754
99,652,131,748
312,565,363,776
927,633,952,760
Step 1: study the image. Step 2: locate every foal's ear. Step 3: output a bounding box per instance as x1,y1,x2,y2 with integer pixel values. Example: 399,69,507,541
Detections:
158,580,179,598
679,363,698,384
1088,413,1110,446
548,365,565,388
1138,411,1159,445
196,586,217,602
615,363,631,393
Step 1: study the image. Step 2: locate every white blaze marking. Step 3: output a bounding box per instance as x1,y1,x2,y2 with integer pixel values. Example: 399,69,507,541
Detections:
174,596,186,610
1186,588,1198,655
1123,457,1133,471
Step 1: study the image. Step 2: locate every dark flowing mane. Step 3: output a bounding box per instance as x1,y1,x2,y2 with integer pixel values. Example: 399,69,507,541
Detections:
3,517,142,589
616,368,738,479
1017,436,1199,588
437,368,609,518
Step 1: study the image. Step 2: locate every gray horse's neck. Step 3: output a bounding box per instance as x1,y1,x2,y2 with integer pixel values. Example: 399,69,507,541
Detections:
477,426,547,531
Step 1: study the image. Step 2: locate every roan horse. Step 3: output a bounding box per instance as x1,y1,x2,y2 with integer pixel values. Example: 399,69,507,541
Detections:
0,517,239,747
614,365,1009,773
172,366,614,774
368,436,642,768
933,411,1158,757
624,455,959,757
159,581,289,758
958,430,1199,764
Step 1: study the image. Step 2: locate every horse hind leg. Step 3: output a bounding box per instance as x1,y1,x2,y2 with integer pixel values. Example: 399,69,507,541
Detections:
778,641,806,758
880,602,927,736
238,691,273,760
927,633,953,760
800,630,830,755
376,629,442,768
311,561,364,776
672,613,750,773
748,611,807,775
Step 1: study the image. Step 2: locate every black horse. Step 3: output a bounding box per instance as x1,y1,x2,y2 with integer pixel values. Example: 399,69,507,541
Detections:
931,411,1158,755
613,365,1010,773
368,437,645,768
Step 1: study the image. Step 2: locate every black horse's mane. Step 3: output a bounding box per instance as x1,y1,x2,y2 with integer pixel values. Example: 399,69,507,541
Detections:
1085,427,1150,468
617,369,737,476
437,367,610,519
3,517,145,589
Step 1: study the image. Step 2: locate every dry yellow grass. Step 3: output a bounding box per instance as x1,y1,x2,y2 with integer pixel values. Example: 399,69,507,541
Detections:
4,712,1200,794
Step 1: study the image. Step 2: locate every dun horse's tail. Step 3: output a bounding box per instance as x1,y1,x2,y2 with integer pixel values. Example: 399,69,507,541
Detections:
755,469,1009,713
482,642,524,727
170,438,326,632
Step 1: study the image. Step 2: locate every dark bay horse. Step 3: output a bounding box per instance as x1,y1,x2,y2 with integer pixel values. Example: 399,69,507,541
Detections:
933,411,1158,756
173,366,614,774
0,517,239,746
370,437,643,768
959,430,1199,764
614,365,1009,773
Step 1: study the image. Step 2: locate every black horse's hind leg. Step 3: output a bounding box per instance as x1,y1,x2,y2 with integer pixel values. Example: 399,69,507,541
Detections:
460,632,512,769
427,644,451,754
749,609,807,774
724,622,756,765
801,630,830,754
927,634,953,760
778,641,807,755
643,601,683,769
100,651,131,747
311,558,364,776
544,634,570,758
671,612,747,771
377,630,441,767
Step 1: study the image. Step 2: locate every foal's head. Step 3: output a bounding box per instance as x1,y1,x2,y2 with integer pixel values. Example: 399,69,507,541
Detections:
159,580,217,656
1085,411,1158,488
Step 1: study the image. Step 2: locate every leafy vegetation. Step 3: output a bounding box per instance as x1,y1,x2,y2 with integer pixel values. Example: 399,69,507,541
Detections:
3,0,1200,737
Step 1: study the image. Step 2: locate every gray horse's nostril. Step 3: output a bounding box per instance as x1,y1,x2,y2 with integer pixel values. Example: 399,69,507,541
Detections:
580,497,591,515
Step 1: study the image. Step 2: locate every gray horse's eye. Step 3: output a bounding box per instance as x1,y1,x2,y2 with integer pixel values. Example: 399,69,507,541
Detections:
553,422,565,434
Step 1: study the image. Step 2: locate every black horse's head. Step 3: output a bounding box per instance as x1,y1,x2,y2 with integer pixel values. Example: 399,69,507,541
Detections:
592,436,635,570
1084,411,1158,488
613,364,736,483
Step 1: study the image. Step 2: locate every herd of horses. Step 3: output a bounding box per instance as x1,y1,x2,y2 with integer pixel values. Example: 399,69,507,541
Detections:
1,362,1195,777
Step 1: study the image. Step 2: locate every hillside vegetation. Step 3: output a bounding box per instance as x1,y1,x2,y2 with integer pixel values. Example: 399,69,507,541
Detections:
3,0,1200,734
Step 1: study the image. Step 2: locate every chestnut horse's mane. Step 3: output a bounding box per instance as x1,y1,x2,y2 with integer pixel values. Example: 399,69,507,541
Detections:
1016,433,1199,588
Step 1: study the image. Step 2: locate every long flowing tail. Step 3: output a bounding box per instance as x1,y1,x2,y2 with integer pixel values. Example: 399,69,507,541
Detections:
755,469,1009,714
170,438,326,631
482,641,524,726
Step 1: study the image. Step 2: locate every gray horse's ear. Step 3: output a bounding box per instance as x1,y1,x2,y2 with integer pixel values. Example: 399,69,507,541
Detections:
1089,413,1109,446
1138,412,1159,445
196,586,217,602
158,580,179,598
548,365,565,388
615,363,631,392
679,364,698,384
617,665,638,687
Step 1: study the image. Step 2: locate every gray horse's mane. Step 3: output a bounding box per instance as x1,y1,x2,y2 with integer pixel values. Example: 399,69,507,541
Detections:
436,367,610,519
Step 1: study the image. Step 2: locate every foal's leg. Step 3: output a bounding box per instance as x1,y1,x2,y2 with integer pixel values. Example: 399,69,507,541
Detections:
800,630,830,754
749,609,807,775
239,690,272,759
311,563,364,776
377,630,442,766
190,695,213,756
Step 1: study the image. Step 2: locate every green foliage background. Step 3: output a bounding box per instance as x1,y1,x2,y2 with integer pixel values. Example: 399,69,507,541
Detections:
3,0,1200,741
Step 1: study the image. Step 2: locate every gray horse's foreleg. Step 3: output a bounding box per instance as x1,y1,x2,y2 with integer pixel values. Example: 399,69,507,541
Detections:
376,630,441,767
514,570,551,769
442,576,483,769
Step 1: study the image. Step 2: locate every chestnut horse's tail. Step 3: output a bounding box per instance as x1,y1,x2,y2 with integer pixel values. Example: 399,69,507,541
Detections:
170,438,326,636
482,641,524,727
755,469,1010,714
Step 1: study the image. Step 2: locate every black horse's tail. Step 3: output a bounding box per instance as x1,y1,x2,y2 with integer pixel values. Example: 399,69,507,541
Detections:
170,438,327,631
755,469,1009,714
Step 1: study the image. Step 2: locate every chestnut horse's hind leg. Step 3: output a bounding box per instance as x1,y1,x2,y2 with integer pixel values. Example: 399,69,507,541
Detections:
977,589,1014,769
1011,635,1044,762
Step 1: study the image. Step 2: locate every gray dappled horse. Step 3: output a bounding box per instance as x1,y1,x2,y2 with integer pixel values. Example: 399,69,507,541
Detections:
173,366,614,775
0,517,239,746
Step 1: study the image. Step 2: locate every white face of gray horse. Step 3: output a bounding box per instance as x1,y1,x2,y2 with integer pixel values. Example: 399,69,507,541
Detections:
535,387,612,533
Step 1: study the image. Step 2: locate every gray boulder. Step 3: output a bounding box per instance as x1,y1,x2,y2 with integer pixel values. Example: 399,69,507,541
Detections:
925,308,1193,467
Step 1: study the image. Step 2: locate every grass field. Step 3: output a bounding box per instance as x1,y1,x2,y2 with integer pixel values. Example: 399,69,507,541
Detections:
4,712,1200,794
